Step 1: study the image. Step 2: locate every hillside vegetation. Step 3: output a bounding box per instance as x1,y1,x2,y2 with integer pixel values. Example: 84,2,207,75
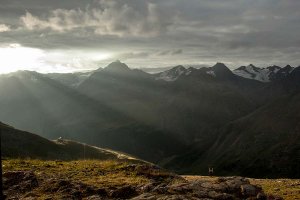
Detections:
1,122,144,163
2,159,178,199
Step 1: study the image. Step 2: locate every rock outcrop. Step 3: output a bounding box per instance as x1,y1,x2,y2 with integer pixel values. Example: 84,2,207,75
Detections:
3,170,283,200
3,171,38,198
133,176,266,200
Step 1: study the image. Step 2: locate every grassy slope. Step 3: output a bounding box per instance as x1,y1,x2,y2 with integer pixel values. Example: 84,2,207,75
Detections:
1,122,145,163
250,179,300,200
3,159,179,199
165,92,300,178
206,92,300,178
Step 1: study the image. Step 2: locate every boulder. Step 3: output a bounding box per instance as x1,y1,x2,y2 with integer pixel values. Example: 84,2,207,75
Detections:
240,184,260,197
109,185,137,198
3,171,38,195
256,192,267,200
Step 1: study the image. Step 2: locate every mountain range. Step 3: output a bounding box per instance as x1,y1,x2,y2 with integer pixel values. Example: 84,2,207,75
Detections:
0,60,299,178
232,64,295,82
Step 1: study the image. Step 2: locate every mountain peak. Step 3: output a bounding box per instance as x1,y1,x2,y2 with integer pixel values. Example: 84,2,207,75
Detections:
212,63,231,73
249,64,256,67
247,64,261,72
267,65,281,72
155,65,187,81
236,64,259,71
172,65,185,71
210,63,234,79
213,62,227,68
277,65,294,74
284,65,293,70
235,66,247,71
169,65,186,74
104,60,130,72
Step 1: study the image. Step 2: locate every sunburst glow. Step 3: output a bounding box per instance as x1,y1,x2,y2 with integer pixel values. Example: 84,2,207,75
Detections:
0,43,113,74
0,44,46,74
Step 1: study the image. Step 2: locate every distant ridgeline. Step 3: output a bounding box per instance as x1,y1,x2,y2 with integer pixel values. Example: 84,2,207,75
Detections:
0,61,299,178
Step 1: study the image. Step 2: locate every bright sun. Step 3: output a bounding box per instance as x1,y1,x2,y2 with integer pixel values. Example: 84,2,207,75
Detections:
0,43,46,74
0,43,113,74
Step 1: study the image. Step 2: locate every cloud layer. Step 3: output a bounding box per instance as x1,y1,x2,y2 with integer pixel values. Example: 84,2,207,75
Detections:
20,0,174,37
0,0,299,72
0,24,11,32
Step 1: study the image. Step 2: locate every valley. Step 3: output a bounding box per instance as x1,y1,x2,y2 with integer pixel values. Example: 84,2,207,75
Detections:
1,115,298,199
0,61,299,178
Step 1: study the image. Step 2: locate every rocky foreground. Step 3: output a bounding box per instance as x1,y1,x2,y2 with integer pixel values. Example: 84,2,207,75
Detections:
3,159,284,200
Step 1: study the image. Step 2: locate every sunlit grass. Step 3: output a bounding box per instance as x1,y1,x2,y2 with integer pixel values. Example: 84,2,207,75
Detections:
3,159,163,199
250,179,300,200
3,158,184,197
3,159,150,188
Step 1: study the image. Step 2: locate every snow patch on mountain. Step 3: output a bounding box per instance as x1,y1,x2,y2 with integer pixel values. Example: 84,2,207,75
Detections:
233,64,285,82
155,65,187,81
155,63,295,83
206,70,216,77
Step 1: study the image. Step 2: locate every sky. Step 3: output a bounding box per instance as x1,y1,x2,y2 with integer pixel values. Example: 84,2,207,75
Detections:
0,0,299,73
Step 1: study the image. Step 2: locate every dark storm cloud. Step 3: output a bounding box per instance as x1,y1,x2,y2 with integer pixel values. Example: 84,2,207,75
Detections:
0,0,299,69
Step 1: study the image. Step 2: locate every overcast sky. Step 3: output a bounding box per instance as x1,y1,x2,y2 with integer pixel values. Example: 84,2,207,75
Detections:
0,0,299,73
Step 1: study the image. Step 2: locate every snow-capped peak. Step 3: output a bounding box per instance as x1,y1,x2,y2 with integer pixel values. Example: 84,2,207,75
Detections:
155,65,187,81
233,64,294,82
234,64,270,82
